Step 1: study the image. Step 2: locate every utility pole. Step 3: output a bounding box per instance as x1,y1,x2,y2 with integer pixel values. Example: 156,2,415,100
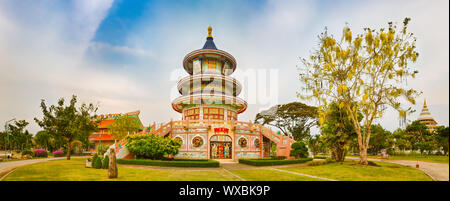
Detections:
4,118,16,160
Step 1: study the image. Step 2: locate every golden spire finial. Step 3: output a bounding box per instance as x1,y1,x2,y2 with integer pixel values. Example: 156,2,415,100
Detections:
207,26,213,39
424,99,427,108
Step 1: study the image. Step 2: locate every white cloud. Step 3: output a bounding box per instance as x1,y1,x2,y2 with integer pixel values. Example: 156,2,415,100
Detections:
0,0,150,133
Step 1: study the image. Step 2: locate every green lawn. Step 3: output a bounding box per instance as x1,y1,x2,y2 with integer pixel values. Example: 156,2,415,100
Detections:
2,158,434,181
368,155,449,164
3,158,239,181
228,169,323,181
280,160,432,181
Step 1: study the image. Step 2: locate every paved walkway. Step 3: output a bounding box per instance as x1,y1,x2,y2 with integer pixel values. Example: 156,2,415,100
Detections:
346,157,449,181
0,157,83,180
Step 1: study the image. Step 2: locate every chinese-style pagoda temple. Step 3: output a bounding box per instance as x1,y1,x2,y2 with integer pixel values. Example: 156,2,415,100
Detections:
113,27,294,161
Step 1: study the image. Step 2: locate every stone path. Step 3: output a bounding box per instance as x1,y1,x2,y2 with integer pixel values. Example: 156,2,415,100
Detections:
346,157,449,181
0,157,83,181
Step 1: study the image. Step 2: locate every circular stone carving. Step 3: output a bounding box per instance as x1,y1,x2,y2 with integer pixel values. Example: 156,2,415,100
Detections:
192,136,203,147
238,137,247,147
174,137,183,142
254,139,260,147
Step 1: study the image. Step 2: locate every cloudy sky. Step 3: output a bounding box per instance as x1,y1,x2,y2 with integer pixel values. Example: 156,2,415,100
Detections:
0,0,448,134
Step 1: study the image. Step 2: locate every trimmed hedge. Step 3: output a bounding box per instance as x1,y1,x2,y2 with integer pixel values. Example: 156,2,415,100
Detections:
313,156,328,159
239,158,313,166
117,159,220,167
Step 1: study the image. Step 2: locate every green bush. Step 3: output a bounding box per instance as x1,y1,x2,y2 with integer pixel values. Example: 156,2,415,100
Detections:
313,156,328,159
238,158,313,166
102,155,109,169
290,141,309,158
93,157,103,169
21,150,33,156
92,153,102,169
117,159,220,167
126,134,182,159
92,153,99,163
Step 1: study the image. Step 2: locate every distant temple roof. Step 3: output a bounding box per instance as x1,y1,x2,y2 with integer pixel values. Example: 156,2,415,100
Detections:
202,26,217,49
94,110,144,129
418,99,438,126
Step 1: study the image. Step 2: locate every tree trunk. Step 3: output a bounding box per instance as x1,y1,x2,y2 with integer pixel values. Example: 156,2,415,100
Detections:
108,148,118,179
356,129,368,165
359,146,368,165
67,141,71,160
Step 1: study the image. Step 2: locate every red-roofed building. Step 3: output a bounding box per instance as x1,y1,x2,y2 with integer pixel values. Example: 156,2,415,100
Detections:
89,110,145,151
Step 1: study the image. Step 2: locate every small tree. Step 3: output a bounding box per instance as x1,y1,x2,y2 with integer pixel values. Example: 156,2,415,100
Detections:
92,153,102,169
406,120,431,152
392,128,410,151
290,141,309,158
321,102,361,162
299,18,420,164
7,120,32,152
34,131,51,150
368,124,394,154
436,126,449,155
108,114,142,141
34,95,98,160
255,102,317,141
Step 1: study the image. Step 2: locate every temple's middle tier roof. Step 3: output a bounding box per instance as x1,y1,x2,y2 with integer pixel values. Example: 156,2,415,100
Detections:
177,74,242,96
172,94,247,114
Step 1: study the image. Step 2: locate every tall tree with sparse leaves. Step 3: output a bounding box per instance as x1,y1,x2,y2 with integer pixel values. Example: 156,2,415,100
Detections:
299,18,420,164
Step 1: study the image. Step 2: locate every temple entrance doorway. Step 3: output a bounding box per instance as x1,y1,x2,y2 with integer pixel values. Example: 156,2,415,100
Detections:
210,135,232,159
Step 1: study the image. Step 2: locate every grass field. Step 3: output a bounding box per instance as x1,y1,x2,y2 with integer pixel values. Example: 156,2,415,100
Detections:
2,158,434,181
228,169,323,181
280,160,432,181
3,158,238,181
368,155,449,164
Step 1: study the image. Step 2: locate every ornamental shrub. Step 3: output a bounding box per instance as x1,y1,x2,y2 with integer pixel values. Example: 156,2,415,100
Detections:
290,141,309,158
102,155,109,169
92,154,103,169
53,150,65,157
33,149,48,158
92,153,99,162
92,153,101,169
126,134,182,160
21,150,33,156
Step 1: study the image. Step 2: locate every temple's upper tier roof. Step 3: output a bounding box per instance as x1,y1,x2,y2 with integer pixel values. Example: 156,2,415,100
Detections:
182,27,237,75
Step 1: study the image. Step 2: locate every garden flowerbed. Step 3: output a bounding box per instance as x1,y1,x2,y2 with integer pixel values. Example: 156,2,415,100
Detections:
239,158,313,166
117,159,220,167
